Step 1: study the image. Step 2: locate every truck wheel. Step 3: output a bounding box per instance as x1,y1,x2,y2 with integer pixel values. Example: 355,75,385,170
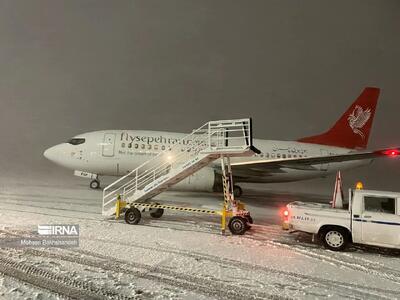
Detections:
228,217,248,235
124,208,141,225
150,208,164,219
322,228,349,251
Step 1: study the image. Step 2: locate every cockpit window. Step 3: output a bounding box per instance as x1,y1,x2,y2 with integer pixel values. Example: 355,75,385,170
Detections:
67,138,86,145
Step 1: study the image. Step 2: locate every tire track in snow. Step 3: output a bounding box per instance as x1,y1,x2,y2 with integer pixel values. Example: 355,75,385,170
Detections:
1,226,397,299
246,227,400,285
22,248,281,300
74,240,397,299
0,230,280,300
0,253,138,300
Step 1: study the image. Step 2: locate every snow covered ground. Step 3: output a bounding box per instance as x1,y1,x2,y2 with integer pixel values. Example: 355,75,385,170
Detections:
0,173,400,299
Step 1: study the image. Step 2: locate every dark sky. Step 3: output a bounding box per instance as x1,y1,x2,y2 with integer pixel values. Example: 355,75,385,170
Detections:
1,1,399,191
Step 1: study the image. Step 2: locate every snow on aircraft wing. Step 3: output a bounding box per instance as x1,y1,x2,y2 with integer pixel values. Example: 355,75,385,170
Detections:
231,147,400,173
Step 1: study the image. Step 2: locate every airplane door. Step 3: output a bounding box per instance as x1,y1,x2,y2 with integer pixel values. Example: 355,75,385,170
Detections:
102,133,116,157
320,149,329,171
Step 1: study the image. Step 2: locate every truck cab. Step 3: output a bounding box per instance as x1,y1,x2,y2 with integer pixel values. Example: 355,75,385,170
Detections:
286,188,400,251
350,189,400,249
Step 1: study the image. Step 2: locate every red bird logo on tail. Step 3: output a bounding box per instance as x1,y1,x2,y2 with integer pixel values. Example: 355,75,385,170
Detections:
347,105,371,140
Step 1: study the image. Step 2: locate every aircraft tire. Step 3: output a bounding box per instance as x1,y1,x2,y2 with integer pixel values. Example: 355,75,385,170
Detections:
90,180,100,189
228,217,248,235
124,208,142,225
233,185,242,197
150,208,164,219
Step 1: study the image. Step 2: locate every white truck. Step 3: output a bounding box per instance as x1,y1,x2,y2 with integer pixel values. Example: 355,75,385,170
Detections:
284,188,400,251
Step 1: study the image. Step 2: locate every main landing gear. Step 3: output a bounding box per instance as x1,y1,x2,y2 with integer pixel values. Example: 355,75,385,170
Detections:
90,179,100,189
233,185,243,197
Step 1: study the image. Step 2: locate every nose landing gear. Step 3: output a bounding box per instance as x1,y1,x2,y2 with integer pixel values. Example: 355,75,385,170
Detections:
90,179,100,189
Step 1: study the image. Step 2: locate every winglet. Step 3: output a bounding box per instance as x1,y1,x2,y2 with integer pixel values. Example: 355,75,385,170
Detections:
298,87,380,149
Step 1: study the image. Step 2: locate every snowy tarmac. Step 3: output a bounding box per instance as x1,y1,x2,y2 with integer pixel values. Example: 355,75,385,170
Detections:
0,174,399,299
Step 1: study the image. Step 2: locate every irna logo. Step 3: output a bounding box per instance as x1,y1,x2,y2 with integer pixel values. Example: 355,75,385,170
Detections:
38,225,79,236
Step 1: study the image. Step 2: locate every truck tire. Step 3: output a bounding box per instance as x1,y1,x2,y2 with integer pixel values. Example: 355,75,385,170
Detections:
321,227,349,251
228,217,248,235
124,208,141,225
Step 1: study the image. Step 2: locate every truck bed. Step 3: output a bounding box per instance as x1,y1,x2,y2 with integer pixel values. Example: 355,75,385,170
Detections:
288,201,349,211
287,201,351,234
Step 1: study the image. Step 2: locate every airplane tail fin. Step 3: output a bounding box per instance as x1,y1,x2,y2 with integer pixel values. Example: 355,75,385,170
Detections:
298,87,380,149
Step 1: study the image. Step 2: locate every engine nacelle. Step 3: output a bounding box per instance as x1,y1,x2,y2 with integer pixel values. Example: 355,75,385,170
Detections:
172,167,216,192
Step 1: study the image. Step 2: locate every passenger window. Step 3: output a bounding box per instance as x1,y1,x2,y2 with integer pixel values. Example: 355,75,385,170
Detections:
67,138,85,145
364,196,396,214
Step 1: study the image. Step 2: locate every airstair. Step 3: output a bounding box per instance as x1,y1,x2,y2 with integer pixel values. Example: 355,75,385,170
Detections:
102,118,258,217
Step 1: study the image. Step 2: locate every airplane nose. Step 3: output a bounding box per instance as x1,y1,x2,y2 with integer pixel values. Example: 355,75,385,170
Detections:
43,146,59,162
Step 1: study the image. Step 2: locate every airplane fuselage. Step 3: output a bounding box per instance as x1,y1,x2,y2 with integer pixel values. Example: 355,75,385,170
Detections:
44,130,371,184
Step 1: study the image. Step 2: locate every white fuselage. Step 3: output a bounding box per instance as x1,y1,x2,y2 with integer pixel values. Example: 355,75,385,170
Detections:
44,130,371,184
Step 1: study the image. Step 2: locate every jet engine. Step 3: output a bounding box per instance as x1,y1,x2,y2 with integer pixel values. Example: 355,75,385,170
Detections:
172,167,216,192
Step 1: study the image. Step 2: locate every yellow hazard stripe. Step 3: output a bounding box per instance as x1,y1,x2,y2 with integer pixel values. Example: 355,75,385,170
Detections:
129,203,220,215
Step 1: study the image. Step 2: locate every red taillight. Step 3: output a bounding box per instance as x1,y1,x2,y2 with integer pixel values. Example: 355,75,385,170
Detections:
281,208,290,230
280,208,289,221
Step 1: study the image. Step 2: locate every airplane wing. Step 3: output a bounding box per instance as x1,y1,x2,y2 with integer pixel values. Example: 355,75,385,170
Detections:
230,147,400,176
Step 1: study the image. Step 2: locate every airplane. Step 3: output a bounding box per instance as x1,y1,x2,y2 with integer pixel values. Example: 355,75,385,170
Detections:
44,87,400,196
